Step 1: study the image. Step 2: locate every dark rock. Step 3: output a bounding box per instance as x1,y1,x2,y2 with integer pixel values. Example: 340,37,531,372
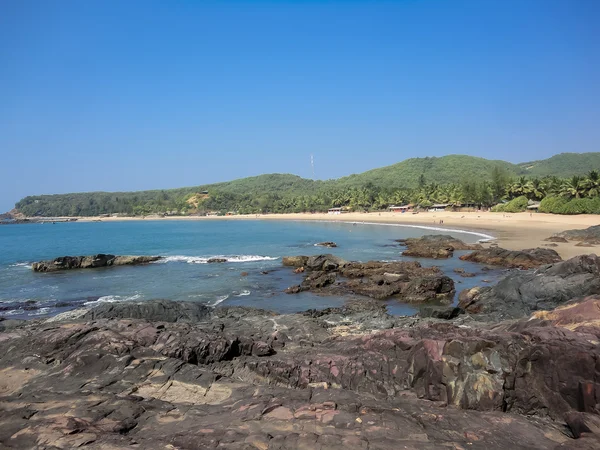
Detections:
32,254,161,272
543,243,559,247
545,236,569,243
418,306,464,320
82,299,212,322
458,254,600,320
315,241,337,248
207,257,228,263
576,241,596,247
240,272,248,277
284,256,454,302
305,254,348,271
459,272,477,278
399,234,482,259
552,225,600,243
402,275,455,303
459,247,562,269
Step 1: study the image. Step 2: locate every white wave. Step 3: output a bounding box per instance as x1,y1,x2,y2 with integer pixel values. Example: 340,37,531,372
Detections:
157,255,278,264
29,307,51,316
2,309,22,316
10,262,32,269
84,293,141,306
234,290,251,297
335,221,496,242
208,295,229,306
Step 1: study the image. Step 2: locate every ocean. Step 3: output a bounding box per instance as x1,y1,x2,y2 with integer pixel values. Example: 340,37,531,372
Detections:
0,219,502,319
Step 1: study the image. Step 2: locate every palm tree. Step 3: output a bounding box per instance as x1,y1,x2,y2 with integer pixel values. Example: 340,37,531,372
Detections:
509,177,529,198
528,178,545,201
561,175,586,199
584,170,600,197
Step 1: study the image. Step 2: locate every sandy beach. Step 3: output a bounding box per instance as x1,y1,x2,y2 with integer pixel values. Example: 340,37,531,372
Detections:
70,211,600,259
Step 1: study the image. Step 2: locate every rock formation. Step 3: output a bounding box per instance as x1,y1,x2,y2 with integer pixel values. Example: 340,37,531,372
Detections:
284,254,455,303
397,234,482,259
31,254,161,272
458,254,600,320
459,247,562,269
1,298,599,449
549,224,600,244
315,241,338,248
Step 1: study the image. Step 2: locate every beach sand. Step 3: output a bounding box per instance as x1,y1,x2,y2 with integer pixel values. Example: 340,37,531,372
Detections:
72,211,600,260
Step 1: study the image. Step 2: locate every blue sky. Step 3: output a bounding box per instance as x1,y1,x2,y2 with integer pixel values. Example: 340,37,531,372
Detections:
1,0,599,212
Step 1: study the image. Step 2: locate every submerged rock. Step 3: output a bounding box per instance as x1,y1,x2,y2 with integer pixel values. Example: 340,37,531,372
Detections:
206,257,228,263
397,234,482,259
31,254,161,272
315,241,337,248
458,254,600,320
459,247,562,269
1,299,599,449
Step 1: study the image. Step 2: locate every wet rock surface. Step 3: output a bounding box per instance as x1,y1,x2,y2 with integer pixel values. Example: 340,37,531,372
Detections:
458,254,600,320
284,254,455,303
397,234,482,259
31,254,161,272
459,247,562,269
1,298,600,449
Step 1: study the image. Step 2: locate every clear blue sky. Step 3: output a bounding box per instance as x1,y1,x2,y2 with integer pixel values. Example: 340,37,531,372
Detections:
1,0,599,212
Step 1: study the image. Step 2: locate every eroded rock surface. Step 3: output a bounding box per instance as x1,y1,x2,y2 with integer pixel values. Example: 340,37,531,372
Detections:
284,255,455,303
459,247,562,269
397,234,482,259
1,299,599,449
458,254,600,320
31,254,161,272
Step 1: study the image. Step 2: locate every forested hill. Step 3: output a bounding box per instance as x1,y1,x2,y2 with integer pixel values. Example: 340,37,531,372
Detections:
12,152,600,217
335,155,521,189
517,153,600,178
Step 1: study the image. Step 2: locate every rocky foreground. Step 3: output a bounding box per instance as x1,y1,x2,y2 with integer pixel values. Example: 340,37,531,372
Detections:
2,245,600,448
1,296,600,447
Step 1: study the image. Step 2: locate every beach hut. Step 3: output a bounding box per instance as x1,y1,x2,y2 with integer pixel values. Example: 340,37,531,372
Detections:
328,207,344,215
429,204,449,212
389,204,413,213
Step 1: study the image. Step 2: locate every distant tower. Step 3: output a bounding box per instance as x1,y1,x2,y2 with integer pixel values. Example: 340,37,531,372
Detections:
310,154,315,179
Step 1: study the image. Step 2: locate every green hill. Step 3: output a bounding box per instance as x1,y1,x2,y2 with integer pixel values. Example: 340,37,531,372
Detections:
518,152,600,178
335,155,523,189
12,152,600,217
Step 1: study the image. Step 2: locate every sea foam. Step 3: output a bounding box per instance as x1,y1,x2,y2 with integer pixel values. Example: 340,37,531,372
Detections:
158,255,279,264
83,293,142,306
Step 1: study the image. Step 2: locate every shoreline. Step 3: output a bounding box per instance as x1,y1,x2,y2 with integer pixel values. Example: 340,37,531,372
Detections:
52,211,599,259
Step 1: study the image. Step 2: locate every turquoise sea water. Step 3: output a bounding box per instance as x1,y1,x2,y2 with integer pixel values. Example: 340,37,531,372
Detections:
0,220,502,319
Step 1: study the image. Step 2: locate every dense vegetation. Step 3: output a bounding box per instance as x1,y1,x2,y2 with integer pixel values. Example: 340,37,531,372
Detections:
13,153,600,217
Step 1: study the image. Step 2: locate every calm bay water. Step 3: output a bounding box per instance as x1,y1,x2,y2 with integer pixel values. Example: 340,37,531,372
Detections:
0,220,501,319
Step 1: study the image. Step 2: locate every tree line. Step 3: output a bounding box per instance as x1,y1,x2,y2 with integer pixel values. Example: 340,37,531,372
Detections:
14,169,600,217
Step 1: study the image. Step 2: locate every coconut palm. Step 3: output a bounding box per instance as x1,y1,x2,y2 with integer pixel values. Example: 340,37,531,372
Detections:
561,175,586,199
584,170,600,197
527,178,545,201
